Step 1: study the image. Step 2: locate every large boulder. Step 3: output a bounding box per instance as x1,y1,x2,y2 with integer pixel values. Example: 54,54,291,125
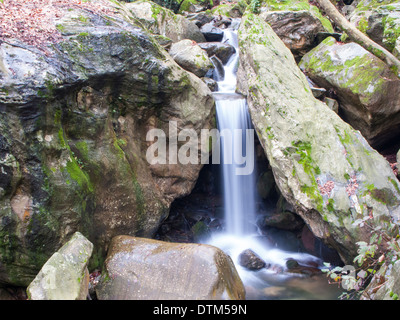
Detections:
237,13,400,264
26,232,93,300
0,1,215,286
121,0,206,43
169,39,214,77
259,10,326,60
96,235,245,300
299,37,400,148
348,1,400,53
259,0,334,33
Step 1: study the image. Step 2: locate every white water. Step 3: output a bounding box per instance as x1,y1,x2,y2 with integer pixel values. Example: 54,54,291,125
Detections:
203,20,340,300
216,96,256,235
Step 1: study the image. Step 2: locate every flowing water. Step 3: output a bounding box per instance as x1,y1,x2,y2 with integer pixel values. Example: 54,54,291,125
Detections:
202,19,342,300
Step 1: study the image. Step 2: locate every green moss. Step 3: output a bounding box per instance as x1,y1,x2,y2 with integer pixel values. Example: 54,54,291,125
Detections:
382,15,400,51
65,157,94,194
356,0,398,11
56,24,66,32
327,198,335,212
389,178,400,194
75,140,89,161
358,16,369,34
303,38,387,99
290,140,324,211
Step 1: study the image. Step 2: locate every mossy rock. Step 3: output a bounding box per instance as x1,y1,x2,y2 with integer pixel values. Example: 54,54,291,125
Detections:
237,12,400,264
299,36,400,147
258,0,334,33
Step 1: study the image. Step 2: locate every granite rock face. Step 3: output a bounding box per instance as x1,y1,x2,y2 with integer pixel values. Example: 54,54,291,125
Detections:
237,13,400,264
0,1,215,286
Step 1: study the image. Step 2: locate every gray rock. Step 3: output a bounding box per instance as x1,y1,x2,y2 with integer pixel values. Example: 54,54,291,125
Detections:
262,211,304,231
202,77,218,92
198,42,236,64
96,236,245,300
238,249,266,271
27,232,93,300
299,37,400,148
201,23,224,42
187,11,214,28
210,55,225,81
124,0,206,43
237,13,400,264
0,2,215,287
169,39,214,77
323,97,339,114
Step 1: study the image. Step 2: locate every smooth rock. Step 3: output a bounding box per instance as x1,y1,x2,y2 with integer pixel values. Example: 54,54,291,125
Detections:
262,211,304,231
237,13,400,264
210,55,225,81
201,22,224,42
96,236,245,300
198,42,236,64
238,249,266,270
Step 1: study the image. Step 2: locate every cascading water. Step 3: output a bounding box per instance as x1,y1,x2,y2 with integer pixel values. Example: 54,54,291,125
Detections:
203,19,341,300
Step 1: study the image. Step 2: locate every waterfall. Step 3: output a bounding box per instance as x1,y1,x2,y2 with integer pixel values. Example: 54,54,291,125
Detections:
216,94,256,236
201,19,341,300
213,25,257,236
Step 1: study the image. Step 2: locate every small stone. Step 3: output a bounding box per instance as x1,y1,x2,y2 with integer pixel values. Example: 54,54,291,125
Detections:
286,258,300,269
238,249,266,271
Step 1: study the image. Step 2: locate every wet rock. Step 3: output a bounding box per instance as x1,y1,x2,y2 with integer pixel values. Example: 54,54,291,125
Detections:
238,249,266,270
96,236,245,300
187,11,214,28
260,10,326,60
202,77,218,92
311,87,327,99
285,258,321,277
198,42,236,64
262,211,304,231
210,55,225,81
201,22,224,42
